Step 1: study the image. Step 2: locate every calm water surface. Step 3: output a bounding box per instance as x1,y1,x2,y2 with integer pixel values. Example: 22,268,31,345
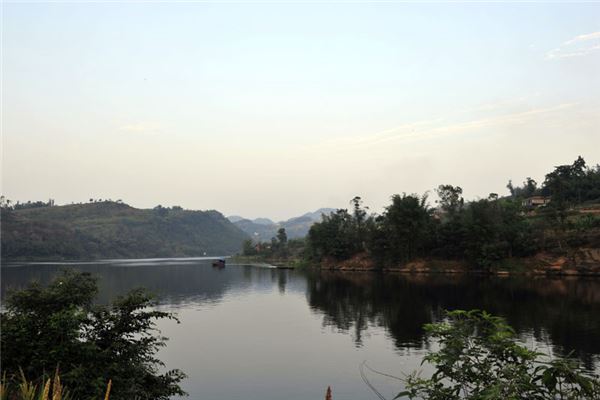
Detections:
2,259,600,400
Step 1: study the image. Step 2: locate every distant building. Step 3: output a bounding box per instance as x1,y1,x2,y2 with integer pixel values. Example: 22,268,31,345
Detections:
522,196,550,208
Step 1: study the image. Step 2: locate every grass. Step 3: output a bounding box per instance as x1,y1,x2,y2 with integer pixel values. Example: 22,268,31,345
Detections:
0,370,111,400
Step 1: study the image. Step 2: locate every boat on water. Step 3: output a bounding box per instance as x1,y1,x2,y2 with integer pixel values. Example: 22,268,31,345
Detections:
212,258,225,268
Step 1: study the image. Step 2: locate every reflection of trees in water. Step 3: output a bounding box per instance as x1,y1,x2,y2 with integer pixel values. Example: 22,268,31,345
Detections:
305,272,437,348
2,262,232,305
1,263,296,306
305,272,600,369
4,264,599,369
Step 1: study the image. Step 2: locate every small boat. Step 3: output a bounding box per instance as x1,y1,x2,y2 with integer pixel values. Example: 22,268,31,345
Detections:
212,258,225,268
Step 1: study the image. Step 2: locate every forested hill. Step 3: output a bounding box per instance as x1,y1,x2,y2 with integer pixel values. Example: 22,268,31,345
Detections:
0,201,249,261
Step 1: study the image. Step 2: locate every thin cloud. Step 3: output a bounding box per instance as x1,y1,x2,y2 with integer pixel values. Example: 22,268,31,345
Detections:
565,31,600,44
323,103,576,150
118,122,163,135
546,31,600,59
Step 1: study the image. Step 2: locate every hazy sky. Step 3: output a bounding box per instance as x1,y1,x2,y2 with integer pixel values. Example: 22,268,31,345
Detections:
2,2,599,221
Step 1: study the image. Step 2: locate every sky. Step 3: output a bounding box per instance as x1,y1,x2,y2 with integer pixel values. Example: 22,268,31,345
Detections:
2,1,599,221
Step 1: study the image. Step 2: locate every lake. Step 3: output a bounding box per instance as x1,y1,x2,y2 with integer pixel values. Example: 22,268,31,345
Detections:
2,258,600,400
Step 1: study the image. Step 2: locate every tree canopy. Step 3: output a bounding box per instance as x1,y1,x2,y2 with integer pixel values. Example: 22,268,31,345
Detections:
307,157,600,269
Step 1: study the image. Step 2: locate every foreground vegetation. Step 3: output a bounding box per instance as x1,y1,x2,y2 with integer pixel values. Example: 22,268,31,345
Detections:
2,273,599,399
0,271,185,400
305,156,600,271
0,370,112,400
0,201,248,260
396,310,600,399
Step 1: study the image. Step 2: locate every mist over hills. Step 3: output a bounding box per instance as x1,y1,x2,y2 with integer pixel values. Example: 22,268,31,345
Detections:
227,216,275,226
228,208,336,240
1,201,249,260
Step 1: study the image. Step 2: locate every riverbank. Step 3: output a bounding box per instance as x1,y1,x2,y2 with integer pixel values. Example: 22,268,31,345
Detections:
319,249,600,276
230,255,310,269
233,247,600,276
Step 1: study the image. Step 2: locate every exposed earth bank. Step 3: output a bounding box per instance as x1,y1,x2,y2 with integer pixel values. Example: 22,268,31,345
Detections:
320,249,600,276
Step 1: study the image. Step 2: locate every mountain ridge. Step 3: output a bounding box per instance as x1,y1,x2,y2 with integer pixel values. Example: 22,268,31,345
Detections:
227,208,336,240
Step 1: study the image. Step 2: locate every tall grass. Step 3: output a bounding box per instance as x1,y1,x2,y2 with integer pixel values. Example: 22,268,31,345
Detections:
0,369,112,400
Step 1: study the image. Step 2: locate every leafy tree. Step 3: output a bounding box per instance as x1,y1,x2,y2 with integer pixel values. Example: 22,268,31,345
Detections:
0,270,186,400
276,228,288,246
541,157,589,243
460,198,536,267
398,310,600,400
506,180,516,197
308,209,359,260
523,177,538,198
381,193,432,263
351,196,368,246
308,198,376,262
507,178,539,199
543,156,590,206
270,236,279,252
242,239,257,256
272,228,289,257
435,185,464,217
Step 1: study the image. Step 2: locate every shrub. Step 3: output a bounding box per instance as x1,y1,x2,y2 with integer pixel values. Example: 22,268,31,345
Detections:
0,271,186,400
398,310,600,399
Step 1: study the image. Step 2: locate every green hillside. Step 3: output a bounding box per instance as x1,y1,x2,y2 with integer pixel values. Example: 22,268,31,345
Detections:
1,201,249,260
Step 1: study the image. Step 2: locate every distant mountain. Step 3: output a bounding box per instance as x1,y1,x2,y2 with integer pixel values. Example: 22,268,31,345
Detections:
229,218,277,240
252,217,275,226
228,208,336,240
227,215,245,223
300,208,337,222
226,216,275,226
1,202,249,260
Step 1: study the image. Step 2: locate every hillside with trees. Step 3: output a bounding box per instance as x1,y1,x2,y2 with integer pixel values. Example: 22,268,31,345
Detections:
0,201,249,261
305,157,600,273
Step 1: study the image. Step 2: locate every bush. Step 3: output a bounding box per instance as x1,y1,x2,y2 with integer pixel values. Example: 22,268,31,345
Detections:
398,310,600,399
0,270,186,400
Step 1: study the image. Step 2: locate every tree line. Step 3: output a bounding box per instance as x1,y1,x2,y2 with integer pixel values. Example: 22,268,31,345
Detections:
307,157,600,269
241,227,307,261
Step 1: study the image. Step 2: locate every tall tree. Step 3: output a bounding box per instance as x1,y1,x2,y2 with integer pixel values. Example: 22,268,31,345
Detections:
351,196,368,247
436,185,464,217
383,193,432,263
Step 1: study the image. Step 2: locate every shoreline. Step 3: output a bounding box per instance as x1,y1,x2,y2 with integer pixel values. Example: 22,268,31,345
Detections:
231,254,600,277
4,255,600,277
319,266,600,277
317,250,600,277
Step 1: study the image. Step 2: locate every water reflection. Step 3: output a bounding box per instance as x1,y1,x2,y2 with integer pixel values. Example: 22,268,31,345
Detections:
1,260,296,307
3,262,600,373
305,272,600,370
